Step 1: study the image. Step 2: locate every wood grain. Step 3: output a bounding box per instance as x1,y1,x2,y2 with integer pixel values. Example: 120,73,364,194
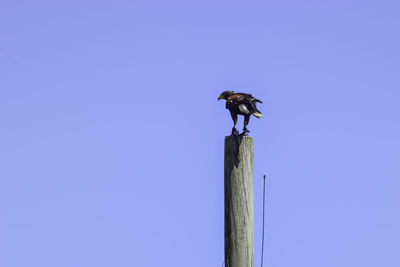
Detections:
224,136,254,267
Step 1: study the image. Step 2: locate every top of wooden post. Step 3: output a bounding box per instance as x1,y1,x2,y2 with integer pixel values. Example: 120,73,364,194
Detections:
224,135,254,150
224,135,254,167
225,135,254,140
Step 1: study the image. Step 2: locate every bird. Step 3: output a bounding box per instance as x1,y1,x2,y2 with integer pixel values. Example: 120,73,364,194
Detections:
218,91,263,136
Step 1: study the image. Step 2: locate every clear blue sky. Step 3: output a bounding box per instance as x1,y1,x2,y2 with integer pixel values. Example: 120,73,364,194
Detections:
1,0,399,266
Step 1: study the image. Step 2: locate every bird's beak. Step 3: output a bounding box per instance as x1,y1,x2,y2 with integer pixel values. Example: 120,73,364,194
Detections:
217,95,223,101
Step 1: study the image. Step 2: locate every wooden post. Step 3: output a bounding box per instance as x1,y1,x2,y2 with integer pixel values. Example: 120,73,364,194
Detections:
224,135,254,267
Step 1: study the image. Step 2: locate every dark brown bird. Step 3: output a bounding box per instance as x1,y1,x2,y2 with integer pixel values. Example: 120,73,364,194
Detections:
218,91,263,135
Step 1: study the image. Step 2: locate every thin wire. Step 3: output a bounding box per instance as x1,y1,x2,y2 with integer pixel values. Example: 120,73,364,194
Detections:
261,174,266,267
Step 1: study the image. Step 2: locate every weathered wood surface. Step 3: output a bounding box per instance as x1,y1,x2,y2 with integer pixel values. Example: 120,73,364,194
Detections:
224,136,254,267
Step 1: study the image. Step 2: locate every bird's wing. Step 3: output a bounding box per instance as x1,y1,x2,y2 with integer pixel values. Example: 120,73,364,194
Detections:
228,94,245,102
226,94,243,108
237,92,263,103
237,92,253,98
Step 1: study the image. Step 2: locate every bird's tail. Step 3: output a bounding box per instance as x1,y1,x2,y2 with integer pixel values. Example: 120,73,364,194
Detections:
251,105,262,118
252,111,262,118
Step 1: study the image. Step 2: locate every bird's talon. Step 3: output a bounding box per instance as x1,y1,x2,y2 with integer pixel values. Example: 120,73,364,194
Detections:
231,128,239,136
240,128,250,136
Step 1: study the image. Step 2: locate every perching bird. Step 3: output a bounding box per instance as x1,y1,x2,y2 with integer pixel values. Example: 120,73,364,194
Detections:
218,91,263,135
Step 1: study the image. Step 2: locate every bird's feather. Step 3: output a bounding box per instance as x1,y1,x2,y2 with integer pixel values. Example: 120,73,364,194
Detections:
239,104,251,114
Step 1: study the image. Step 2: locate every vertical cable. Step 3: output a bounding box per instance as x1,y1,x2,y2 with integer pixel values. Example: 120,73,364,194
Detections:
261,174,266,267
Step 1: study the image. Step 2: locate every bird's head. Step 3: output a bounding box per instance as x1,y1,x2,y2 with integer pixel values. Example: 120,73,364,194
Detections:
218,91,235,101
